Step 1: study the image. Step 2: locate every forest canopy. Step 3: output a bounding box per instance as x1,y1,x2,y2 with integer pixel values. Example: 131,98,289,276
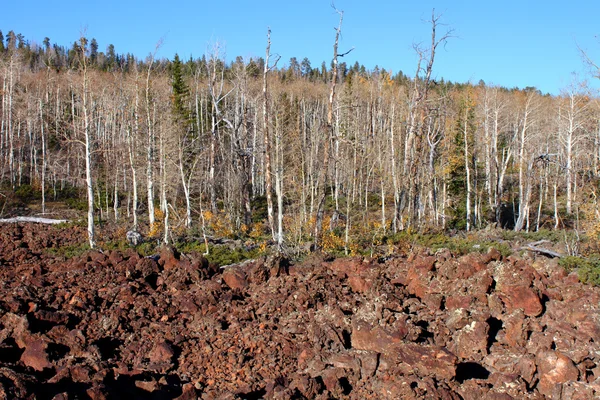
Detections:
1,23,599,255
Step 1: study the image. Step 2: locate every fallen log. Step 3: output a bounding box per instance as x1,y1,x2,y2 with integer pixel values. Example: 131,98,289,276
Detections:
520,240,564,258
0,216,68,225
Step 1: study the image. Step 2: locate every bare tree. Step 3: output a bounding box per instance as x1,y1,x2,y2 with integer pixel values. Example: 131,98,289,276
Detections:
262,28,280,243
145,40,162,228
314,5,353,250
402,10,453,228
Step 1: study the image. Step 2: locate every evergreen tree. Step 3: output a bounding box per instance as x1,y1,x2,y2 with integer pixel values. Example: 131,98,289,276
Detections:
6,31,16,51
106,44,116,70
448,92,478,229
0,31,4,52
90,38,98,65
170,53,192,128
301,57,311,77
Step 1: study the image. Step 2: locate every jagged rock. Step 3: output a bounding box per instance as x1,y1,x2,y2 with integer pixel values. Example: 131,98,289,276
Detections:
536,351,580,396
221,266,249,290
126,230,143,246
20,336,51,371
0,222,599,398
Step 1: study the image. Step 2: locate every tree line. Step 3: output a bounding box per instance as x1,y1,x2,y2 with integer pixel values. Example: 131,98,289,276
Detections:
1,17,599,253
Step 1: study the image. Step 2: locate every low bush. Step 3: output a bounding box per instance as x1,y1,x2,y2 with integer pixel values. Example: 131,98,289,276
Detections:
559,255,600,286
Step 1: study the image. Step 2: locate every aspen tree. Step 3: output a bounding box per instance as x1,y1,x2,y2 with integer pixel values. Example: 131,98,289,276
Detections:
314,5,353,250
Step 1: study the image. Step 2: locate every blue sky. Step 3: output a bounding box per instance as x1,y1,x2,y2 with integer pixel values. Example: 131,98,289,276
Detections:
2,1,599,94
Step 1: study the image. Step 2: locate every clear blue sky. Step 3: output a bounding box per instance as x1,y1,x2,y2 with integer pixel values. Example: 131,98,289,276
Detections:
2,1,599,94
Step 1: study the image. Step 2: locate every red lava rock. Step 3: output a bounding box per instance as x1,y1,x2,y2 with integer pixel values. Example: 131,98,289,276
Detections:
347,274,371,293
451,320,489,361
536,350,580,396
20,336,51,371
552,380,600,399
149,341,175,364
86,385,108,400
135,257,160,278
457,253,487,279
351,320,404,353
482,247,503,263
499,285,543,317
484,351,536,385
108,250,124,265
501,309,528,348
413,255,436,272
2,223,600,398
135,379,159,392
158,246,190,270
386,342,457,380
445,294,473,311
70,365,92,382
221,266,249,290
290,375,321,398
175,382,198,399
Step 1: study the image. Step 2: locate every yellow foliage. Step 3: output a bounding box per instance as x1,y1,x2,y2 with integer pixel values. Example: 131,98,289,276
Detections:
211,215,234,238
202,210,214,222
347,241,360,257
148,209,165,239
258,241,268,254
580,195,600,254
321,230,345,252
249,223,265,240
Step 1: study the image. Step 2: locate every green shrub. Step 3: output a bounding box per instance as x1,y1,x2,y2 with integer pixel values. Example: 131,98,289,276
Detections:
15,185,35,202
45,243,91,259
559,255,600,286
136,241,158,257
174,240,261,267
385,231,512,258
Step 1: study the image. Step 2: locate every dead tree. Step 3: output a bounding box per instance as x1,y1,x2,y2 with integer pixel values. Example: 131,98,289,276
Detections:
262,28,280,244
314,5,353,250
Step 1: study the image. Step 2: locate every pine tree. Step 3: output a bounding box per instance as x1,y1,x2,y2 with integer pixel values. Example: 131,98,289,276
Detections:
170,53,192,127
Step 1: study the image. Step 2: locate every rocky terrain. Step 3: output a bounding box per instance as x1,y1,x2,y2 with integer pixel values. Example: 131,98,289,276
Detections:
1,222,600,399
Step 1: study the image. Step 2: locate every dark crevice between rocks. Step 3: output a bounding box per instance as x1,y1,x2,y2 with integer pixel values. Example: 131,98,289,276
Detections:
93,337,123,360
486,316,503,352
145,273,159,290
0,337,24,363
240,387,267,399
314,376,326,394
540,293,550,315
341,329,352,349
34,380,91,400
339,377,353,395
47,343,70,362
456,362,490,383
27,314,57,334
488,278,497,294
104,370,184,399
219,319,230,330
415,320,434,343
